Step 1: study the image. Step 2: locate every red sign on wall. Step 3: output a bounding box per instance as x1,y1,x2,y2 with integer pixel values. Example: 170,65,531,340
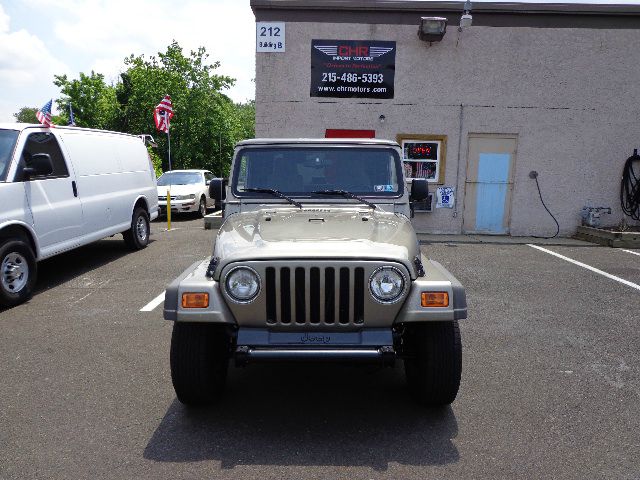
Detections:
325,129,375,138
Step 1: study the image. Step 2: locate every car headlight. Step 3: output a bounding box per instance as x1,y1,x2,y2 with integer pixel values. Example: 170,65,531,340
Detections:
369,266,406,304
225,266,260,303
174,194,196,200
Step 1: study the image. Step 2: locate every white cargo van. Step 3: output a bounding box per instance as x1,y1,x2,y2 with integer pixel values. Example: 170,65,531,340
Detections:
0,124,159,307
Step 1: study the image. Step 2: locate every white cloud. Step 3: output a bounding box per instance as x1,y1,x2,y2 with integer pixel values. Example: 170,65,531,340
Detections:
0,4,68,89
0,4,9,32
44,0,256,102
1,0,255,121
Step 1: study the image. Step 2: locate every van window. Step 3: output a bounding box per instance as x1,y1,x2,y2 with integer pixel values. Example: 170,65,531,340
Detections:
15,132,69,181
0,129,19,182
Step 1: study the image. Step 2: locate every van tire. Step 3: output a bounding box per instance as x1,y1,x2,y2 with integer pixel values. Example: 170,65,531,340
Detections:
403,321,462,406
0,239,37,308
123,207,150,250
198,196,207,218
170,322,229,405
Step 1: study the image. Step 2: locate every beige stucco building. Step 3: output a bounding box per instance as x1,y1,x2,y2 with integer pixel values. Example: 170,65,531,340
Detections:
251,0,640,236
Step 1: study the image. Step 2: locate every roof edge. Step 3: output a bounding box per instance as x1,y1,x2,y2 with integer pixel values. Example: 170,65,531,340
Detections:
250,0,640,15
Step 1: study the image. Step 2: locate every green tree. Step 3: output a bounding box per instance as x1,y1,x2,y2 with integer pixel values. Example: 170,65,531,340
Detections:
147,146,163,177
13,107,38,123
53,71,119,129
51,41,255,175
116,41,237,173
215,100,256,176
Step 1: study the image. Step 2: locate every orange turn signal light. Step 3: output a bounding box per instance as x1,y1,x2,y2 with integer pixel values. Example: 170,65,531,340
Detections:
421,292,449,308
182,292,209,308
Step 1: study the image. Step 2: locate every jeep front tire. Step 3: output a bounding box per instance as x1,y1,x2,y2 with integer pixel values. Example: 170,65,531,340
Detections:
170,322,230,405
403,321,462,406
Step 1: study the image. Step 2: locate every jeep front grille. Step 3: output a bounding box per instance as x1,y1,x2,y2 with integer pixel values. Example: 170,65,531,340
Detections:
220,260,409,330
265,266,366,327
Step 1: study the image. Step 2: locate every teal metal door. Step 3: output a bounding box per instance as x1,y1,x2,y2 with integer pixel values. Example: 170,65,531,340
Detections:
463,136,517,234
475,153,511,233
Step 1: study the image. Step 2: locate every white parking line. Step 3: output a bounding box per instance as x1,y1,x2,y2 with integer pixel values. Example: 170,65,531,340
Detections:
622,249,640,257
527,244,640,292
140,292,165,312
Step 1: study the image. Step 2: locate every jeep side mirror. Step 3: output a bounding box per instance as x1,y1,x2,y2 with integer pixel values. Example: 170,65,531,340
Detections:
208,178,225,201
23,153,54,178
410,178,429,202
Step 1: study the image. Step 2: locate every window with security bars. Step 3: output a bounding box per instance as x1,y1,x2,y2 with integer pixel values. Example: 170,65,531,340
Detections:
397,134,447,185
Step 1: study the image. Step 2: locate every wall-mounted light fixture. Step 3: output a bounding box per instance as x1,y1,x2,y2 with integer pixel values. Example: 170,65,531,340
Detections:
459,0,473,30
418,17,447,42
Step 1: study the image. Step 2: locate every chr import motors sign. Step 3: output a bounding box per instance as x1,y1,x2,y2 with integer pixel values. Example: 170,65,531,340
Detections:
310,40,396,99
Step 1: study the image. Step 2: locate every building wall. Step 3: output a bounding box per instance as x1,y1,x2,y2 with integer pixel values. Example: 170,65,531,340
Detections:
255,20,640,235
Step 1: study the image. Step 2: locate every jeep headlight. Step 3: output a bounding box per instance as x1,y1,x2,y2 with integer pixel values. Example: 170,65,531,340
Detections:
369,266,406,304
225,266,260,302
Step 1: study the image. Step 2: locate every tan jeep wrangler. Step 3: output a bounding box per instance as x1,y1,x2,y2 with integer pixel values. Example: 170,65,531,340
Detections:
164,139,467,406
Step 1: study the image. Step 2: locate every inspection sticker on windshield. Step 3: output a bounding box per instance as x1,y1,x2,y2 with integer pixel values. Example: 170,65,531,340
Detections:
375,185,394,192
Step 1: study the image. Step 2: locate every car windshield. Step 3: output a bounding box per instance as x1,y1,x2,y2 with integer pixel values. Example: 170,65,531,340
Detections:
233,146,402,196
157,172,202,186
0,129,19,182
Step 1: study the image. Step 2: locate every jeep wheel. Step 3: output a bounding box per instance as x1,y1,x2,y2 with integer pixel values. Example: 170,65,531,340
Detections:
198,196,207,218
123,207,150,250
170,322,230,405
403,321,462,406
0,239,37,308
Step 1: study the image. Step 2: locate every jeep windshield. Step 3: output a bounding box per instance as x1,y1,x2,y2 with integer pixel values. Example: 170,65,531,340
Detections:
0,129,19,182
232,146,403,199
157,171,202,186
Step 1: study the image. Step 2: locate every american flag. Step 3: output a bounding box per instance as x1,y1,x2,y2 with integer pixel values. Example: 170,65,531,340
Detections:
36,99,55,128
154,95,174,133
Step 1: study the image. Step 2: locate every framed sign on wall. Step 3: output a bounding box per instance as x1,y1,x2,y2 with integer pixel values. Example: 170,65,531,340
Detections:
397,134,447,184
310,40,396,99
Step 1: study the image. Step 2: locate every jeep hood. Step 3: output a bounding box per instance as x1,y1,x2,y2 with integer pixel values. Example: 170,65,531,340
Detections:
213,208,420,278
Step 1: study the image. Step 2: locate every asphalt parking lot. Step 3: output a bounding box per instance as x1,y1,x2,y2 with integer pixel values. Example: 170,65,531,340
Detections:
1,216,639,479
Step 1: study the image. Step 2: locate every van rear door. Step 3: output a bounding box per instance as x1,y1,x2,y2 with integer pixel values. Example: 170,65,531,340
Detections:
14,130,83,257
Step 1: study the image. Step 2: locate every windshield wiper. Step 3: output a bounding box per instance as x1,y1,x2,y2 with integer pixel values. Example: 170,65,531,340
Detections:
312,189,377,209
243,187,302,209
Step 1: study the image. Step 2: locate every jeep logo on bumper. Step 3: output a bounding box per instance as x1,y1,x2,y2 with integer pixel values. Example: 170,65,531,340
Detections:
300,333,330,344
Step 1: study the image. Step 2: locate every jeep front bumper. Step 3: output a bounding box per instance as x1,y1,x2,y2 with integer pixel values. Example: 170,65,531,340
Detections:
233,328,396,365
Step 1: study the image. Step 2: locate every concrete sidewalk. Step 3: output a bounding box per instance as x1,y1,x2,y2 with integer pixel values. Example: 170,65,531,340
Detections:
417,233,592,246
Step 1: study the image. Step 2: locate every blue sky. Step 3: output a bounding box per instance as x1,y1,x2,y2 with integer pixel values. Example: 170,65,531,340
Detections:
1,0,639,123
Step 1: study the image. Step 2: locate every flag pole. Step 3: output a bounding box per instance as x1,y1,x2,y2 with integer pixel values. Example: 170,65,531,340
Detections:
167,125,172,171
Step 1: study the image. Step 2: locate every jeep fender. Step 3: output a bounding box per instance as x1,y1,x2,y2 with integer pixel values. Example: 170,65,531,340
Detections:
395,256,467,323
164,258,236,324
